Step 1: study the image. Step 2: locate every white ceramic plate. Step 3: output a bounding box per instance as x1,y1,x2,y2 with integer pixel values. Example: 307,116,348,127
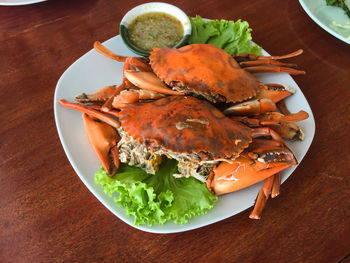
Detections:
54,35,315,234
0,0,46,5
299,0,350,44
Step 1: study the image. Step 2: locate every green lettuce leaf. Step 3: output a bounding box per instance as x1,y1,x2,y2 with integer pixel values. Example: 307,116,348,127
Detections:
190,15,262,55
95,158,217,226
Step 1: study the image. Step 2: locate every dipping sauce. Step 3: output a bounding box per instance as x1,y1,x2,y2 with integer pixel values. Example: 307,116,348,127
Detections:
127,12,184,51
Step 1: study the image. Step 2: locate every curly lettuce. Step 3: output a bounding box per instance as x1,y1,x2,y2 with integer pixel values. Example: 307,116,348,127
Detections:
190,15,262,55
95,158,217,226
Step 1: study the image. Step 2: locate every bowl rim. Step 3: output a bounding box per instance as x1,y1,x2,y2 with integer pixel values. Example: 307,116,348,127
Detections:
119,2,191,56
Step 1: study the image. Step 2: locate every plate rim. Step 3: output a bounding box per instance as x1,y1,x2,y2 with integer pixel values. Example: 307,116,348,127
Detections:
54,35,315,234
0,0,46,5
299,0,350,45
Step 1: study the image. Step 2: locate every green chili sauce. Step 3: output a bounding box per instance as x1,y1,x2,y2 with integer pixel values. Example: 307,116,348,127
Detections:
127,12,184,51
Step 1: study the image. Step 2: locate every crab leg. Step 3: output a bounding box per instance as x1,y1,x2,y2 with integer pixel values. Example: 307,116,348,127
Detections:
244,66,305,75
231,112,308,141
252,127,286,144
58,99,120,129
94,41,183,96
81,103,121,118
230,111,308,127
240,60,297,68
59,100,122,176
82,113,120,176
73,60,134,107
249,175,274,219
233,49,305,75
127,57,153,72
233,49,304,62
100,82,127,112
94,41,128,62
256,84,296,103
223,98,277,116
112,89,166,108
257,111,309,124
257,112,308,141
271,173,281,198
94,41,152,71
277,100,291,115
243,111,309,126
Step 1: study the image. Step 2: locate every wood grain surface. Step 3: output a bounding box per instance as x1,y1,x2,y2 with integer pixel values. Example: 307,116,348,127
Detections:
1,0,349,262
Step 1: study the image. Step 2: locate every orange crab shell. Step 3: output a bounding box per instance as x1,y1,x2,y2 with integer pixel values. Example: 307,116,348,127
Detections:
118,96,253,161
149,44,260,103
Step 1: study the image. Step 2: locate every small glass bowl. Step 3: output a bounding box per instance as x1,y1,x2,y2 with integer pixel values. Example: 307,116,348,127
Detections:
119,2,191,56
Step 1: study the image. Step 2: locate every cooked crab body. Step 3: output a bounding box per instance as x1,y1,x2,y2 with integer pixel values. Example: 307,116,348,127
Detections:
116,95,253,181
149,44,261,103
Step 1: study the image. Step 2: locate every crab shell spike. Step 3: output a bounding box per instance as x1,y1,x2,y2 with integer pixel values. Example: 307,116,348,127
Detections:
82,113,120,176
149,44,260,103
118,96,253,161
207,153,291,195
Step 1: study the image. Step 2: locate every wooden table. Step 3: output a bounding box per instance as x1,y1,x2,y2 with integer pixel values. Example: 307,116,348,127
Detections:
1,0,349,262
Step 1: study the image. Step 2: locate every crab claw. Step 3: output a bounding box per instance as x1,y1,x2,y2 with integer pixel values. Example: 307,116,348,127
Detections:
223,98,277,116
207,134,297,219
124,70,183,95
231,111,309,141
82,113,120,176
256,84,296,103
75,85,117,104
207,146,296,196
257,111,309,141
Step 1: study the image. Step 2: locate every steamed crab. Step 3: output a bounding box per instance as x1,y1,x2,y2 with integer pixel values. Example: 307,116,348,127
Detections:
59,42,309,219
